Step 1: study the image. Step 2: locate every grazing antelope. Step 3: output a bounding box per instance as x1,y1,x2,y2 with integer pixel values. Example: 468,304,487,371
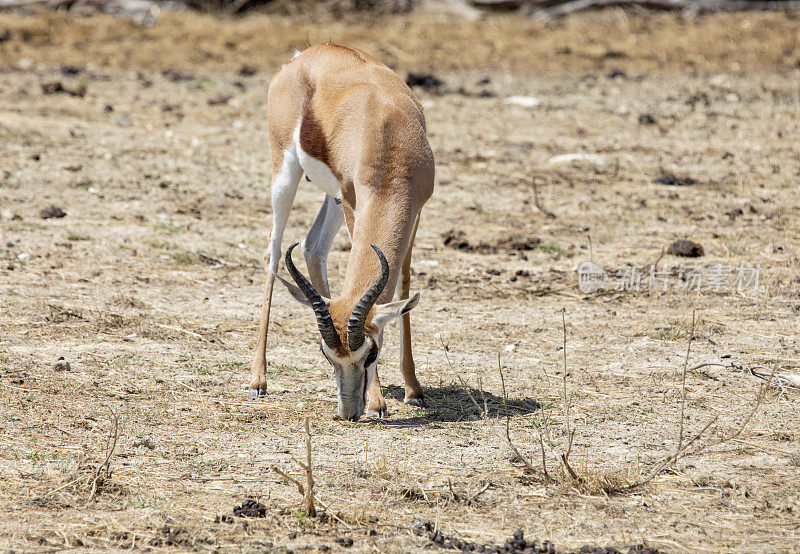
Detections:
250,44,434,421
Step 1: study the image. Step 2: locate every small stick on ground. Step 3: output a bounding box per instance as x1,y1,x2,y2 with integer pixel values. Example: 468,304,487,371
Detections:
560,308,577,480
623,415,718,491
467,480,491,504
717,366,775,444
677,310,697,453
651,245,666,272
683,361,797,391
498,353,549,480
197,250,241,267
624,365,776,491
300,418,315,516
89,406,119,500
272,417,316,517
440,336,485,418
477,370,489,417
534,177,557,219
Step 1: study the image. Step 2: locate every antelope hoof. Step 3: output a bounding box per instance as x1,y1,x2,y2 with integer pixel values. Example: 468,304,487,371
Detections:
248,385,267,397
365,406,388,419
404,396,427,408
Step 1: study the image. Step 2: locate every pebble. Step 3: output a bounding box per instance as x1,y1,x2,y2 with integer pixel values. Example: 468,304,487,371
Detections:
547,153,609,167
504,95,542,108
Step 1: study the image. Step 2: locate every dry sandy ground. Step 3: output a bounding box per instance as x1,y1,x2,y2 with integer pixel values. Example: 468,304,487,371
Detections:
1,8,799,553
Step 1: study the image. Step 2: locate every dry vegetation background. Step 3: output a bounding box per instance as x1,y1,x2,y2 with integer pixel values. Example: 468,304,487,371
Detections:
1,7,800,553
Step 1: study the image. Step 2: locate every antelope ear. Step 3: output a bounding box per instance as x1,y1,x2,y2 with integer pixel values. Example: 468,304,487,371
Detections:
275,273,331,308
370,292,420,329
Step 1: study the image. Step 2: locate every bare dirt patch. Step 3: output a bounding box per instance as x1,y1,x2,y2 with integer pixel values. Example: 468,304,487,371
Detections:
1,9,800,553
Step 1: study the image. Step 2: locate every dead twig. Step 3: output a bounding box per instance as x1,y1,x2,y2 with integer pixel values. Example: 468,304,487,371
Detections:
498,354,549,480
272,417,316,517
651,245,666,272
622,416,718,491
533,177,557,219
467,480,491,504
197,251,241,267
560,308,578,480
440,336,485,418
477,371,489,417
625,365,776,491
272,466,305,494
89,406,119,500
677,310,696,453
716,366,775,444
456,374,485,418
156,323,203,339
301,418,316,517
685,361,798,390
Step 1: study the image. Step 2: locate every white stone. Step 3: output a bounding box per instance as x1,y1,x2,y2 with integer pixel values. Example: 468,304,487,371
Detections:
547,153,609,167
504,96,542,108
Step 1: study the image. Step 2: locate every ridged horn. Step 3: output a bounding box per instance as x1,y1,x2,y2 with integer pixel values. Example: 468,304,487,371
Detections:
284,242,342,350
347,244,389,352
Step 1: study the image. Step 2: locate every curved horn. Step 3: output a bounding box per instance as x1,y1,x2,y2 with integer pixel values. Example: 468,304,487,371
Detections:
347,244,390,352
284,242,342,350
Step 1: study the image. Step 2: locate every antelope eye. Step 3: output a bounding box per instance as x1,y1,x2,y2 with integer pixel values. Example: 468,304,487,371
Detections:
364,346,378,368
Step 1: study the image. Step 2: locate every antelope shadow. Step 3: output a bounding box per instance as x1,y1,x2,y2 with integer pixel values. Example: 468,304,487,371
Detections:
377,383,540,426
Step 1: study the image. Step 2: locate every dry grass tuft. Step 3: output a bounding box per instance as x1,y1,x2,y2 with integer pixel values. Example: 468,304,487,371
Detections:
566,466,641,496
31,409,124,508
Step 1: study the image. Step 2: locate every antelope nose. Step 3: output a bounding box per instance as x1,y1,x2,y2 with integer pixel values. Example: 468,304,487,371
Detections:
346,414,360,422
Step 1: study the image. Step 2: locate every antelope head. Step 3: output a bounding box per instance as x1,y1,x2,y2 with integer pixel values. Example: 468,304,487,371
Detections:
276,242,420,421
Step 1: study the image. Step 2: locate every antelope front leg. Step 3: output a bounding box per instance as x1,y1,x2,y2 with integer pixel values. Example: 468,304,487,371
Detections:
366,331,388,418
400,215,425,406
249,151,302,397
250,272,275,396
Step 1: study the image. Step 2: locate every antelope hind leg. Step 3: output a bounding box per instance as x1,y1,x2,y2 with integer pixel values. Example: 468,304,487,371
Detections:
302,194,343,297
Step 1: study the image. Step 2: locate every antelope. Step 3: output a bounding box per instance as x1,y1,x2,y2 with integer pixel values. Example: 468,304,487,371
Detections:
249,44,434,422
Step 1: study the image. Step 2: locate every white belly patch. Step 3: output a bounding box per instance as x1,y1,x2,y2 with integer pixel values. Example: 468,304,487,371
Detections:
298,149,340,197
293,124,340,198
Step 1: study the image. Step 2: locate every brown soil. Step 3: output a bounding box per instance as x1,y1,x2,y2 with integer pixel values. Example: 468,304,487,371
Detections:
1,8,799,553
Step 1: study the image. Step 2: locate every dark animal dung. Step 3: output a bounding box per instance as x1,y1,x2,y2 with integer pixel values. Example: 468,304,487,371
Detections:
655,172,698,186
41,81,86,97
406,72,444,90
443,230,540,255
232,499,267,518
40,205,66,219
638,113,657,125
667,239,704,257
